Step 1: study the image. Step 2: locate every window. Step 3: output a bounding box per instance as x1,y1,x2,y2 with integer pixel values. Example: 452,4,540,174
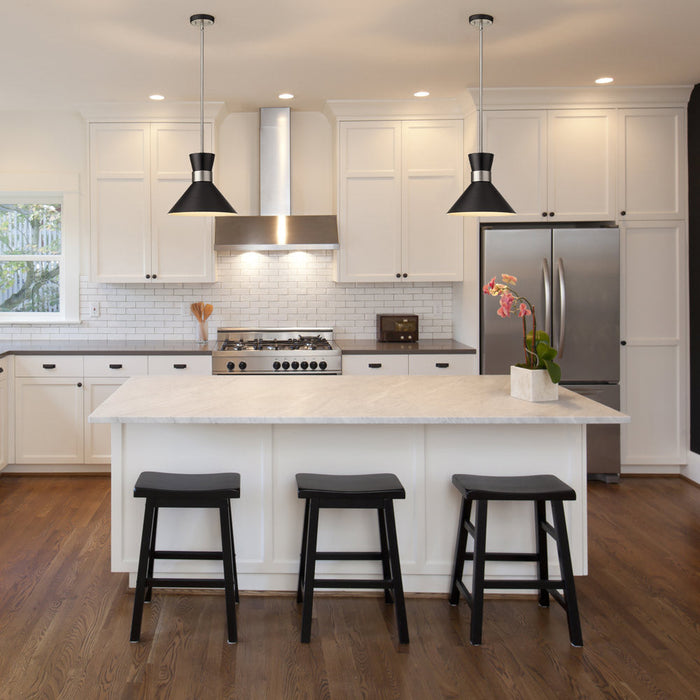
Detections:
0,175,79,323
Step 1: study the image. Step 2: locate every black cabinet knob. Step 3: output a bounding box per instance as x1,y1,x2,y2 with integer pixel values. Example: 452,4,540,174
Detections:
77,382,83,388
145,274,151,279
549,212,555,217
620,340,627,346
620,211,626,216
542,212,548,217
402,273,408,278
0,367,3,373
396,273,401,278
152,274,157,279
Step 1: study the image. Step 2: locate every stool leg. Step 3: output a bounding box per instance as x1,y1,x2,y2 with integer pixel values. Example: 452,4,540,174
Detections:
377,507,394,604
469,499,488,646
383,500,409,644
449,497,472,606
130,499,156,642
144,505,158,603
226,500,239,604
296,499,310,604
300,499,320,643
550,501,583,647
535,500,550,608
219,503,238,644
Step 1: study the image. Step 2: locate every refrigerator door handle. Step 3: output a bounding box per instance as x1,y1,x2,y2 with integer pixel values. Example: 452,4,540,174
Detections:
557,257,566,358
542,258,551,337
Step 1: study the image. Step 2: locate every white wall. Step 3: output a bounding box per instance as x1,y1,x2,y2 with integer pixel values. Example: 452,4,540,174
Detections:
0,109,453,341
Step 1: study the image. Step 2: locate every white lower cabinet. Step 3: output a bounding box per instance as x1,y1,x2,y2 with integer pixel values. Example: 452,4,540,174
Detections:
342,353,477,376
0,357,8,470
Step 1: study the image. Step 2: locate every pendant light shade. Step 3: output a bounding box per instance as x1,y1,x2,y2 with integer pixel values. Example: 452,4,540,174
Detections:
448,14,514,216
169,14,236,217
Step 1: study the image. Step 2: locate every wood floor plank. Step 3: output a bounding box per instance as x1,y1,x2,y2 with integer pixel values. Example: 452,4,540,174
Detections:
0,475,698,699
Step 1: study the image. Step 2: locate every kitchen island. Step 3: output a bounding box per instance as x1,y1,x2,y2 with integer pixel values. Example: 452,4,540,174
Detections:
90,374,628,593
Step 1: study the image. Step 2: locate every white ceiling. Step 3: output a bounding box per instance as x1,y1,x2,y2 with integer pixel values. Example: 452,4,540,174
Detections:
4,0,700,112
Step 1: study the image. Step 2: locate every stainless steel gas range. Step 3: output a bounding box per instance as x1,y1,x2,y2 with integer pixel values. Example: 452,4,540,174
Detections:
212,328,342,375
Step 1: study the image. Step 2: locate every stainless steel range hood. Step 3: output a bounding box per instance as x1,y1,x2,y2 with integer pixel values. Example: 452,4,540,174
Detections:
215,107,339,250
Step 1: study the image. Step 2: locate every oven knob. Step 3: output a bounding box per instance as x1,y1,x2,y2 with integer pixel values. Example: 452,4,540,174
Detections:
319,361,327,370
300,361,309,370
310,361,318,370
238,361,247,371
273,361,281,370
282,361,290,370
226,361,235,371
291,361,300,370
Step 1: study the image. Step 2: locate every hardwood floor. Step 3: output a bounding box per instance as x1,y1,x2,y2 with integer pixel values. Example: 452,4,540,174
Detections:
0,475,698,699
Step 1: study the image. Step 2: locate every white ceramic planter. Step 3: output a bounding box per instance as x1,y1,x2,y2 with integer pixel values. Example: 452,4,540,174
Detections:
510,365,559,402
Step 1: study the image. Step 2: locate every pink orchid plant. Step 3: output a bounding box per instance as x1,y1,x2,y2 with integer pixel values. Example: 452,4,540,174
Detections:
483,273,561,383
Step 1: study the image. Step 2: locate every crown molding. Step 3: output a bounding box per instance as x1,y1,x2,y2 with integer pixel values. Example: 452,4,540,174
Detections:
324,98,464,121
78,101,226,122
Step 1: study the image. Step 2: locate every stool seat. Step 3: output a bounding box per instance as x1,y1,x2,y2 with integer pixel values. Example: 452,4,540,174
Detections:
134,471,241,498
296,472,405,499
451,473,575,501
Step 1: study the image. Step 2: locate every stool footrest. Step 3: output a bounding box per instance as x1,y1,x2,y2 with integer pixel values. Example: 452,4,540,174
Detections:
312,578,392,589
483,578,565,590
152,550,223,561
314,551,383,561
463,552,540,563
147,577,227,589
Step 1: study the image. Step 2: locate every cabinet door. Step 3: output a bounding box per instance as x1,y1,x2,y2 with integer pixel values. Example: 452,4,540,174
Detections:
482,110,548,221
341,355,408,375
617,108,685,220
150,123,216,283
620,222,687,465
402,121,464,281
84,378,126,464
15,378,84,464
547,110,616,221
90,123,150,282
338,122,402,282
0,378,7,470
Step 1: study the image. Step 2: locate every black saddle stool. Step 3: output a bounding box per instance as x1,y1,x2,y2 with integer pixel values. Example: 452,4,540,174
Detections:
295,473,409,644
130,471,241,644
449,473,582,647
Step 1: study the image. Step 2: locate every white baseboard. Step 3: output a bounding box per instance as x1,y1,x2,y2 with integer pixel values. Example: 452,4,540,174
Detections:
1,464,110,475
683,452,700,485
621,465,681,476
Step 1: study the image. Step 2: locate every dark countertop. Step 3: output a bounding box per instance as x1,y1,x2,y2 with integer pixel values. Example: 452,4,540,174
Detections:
336,339,476,355
0,340,217,359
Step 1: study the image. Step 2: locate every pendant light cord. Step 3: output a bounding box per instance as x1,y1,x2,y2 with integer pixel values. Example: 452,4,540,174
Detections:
478,20,484,153
199,20,205,153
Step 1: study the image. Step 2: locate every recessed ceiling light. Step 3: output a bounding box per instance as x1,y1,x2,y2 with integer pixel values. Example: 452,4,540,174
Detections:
595,77,614,85
278,93,294,100
414,91,430,97
149,94,165,101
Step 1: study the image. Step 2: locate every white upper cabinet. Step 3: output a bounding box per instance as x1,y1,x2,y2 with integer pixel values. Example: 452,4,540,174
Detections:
337,119,464,282
482,109,616,222
617,108,686,220
90,122,215,284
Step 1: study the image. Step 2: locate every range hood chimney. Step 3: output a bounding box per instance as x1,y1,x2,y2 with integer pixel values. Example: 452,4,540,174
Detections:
214,107,339,250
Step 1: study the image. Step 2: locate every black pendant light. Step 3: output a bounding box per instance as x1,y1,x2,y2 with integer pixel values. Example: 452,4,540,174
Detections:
169,14,236,216
448,14,514,216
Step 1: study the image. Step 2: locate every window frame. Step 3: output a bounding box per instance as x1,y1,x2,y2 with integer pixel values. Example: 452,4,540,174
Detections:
0,174,79,324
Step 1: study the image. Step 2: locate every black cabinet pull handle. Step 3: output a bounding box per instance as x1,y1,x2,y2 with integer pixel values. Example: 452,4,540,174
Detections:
77,382,83,388
42,363,56,369
109,364,123,369
436,362,449,368
368,363,382,369
173,363,187,369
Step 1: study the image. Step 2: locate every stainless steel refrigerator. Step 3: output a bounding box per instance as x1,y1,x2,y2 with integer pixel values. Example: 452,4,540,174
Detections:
480,226,621,482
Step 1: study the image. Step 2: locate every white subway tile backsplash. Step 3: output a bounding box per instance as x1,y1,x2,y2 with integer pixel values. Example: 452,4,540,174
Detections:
2,251,453,341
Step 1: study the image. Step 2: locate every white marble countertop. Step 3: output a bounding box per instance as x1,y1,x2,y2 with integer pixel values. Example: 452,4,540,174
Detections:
89,375,629,425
